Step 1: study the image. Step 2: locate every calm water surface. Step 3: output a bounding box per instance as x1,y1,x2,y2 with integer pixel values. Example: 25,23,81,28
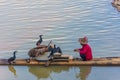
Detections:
0,0,120,80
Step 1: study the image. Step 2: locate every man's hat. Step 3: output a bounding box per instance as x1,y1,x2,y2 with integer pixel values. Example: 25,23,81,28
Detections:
79,36,88,44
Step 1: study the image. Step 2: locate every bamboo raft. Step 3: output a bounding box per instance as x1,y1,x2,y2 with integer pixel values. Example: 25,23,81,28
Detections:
0,57,120,66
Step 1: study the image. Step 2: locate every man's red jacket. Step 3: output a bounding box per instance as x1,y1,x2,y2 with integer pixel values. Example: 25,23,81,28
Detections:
79,44,93,60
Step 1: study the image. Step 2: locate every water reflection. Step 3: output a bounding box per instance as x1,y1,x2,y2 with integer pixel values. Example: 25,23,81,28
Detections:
28,66,69,80
76,66,92,80
8,65,17,77
28,66,50,79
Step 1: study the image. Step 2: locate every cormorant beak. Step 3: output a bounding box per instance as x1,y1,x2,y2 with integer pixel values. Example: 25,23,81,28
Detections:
39,35,43,37
14,51,18,53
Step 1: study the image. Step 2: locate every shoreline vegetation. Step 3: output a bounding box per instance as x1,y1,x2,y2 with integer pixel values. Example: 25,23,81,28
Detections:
111,0,120,11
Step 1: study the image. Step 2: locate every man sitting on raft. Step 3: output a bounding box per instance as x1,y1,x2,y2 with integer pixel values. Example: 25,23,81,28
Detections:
74,36,93,61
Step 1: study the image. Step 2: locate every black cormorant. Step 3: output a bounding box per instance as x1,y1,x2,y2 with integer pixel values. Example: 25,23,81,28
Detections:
36,35,43,46
8,51,17,64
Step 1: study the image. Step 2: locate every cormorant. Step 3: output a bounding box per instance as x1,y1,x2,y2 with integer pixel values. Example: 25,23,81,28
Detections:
36,35,43,46
8,51,17,64
48,44,62,58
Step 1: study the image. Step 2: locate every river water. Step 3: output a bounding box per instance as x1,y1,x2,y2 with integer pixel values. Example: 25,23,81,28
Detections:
0,0,120,80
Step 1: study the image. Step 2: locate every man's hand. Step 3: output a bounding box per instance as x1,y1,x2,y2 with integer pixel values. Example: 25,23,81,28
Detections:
74,49,79,52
